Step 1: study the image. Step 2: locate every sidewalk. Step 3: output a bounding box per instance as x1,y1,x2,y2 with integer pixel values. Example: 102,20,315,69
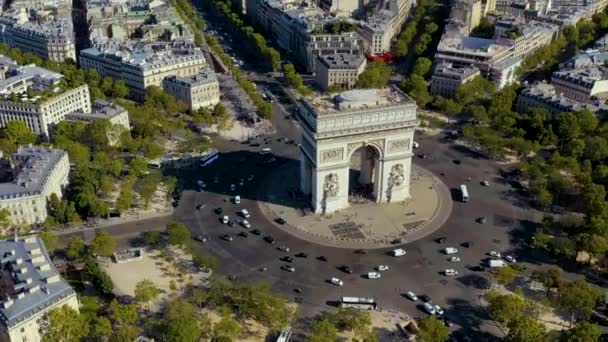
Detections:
56,210,173,236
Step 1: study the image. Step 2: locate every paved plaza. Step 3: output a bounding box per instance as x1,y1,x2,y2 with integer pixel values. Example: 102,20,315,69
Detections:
258,164,452,248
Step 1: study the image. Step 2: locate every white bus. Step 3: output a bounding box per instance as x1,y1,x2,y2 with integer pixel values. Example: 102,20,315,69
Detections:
340,297,377,310
276,326,292,342
200,150,219,167
460,184,469,202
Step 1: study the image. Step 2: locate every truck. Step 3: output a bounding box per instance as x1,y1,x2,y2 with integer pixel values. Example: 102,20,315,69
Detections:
489,259,506,268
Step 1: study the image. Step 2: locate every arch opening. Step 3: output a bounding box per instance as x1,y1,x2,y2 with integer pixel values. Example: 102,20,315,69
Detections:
348,145,380,203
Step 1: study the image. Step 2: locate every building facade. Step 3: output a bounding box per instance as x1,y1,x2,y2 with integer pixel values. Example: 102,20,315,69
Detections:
315,54,366,91
0,235,79,342
162,69,220,110
297,88,418,214
0,146,70,227
430,63,481,97
0,85,91,137
80,41,207,99
551,66,608,102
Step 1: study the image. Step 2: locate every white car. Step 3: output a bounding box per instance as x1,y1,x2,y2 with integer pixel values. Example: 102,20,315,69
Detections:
234,195,241,204
197,180,206,189
278,246,290,252
423,302,436,315
434,305,444,315
413,141,420,149
222,216,229,224
330,277,344,286
489,251,501,258
392,248,406,257
242,220,251,229
230,184,236,191
240,209,250,218
482,180,490,186
367,272,381,279
260,148,271,155
444,269,459,276
450,256,461,262
377,265,389,271
405,291,418,301
444,247,458,254
505,255,516,263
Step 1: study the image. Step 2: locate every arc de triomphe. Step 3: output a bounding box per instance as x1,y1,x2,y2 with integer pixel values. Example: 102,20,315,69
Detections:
297,88,419,214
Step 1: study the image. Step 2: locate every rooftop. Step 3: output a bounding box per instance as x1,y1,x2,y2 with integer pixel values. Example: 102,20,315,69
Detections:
306,87,415,114
317,53,365,70
520,82,608,113
432,62,480,80
0,146,67,200
162,68,218,87
552,66,608,88
0,235,75,328
65,100,127,121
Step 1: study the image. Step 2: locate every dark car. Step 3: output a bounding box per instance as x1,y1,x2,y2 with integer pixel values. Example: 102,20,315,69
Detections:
436,237,447,244
281,265,295,272
477,217,487,224
215,207,223,215
355,249,367,254
295,297,304,303
461,241,473,248
238,231,248,237
264,236,275,244
453,159,461,165
420,295,432,303
443,318,453,327
276,217,286,225
295,252,308,258
391,239,402,244
221,234,233,241
195,235,207,242
251,229,261,235
340,265,353,274
317,256,328,262
250,143,260,147
281,256,294,262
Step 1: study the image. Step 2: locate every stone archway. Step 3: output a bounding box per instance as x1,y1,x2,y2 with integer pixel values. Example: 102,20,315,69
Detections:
297,88,419,214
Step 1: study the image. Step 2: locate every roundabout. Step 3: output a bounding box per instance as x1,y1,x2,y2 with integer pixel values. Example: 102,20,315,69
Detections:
258,164,453,248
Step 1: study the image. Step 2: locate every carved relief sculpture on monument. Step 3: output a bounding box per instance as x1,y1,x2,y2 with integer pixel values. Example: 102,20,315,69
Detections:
323,173,339,199
386,163,405,201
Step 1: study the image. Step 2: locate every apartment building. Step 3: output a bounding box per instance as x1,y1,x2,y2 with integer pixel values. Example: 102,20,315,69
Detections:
162,69,221,110
0,85,91,137
0,235,78,342
0,10,75,63
80,40,207,99
65,99,131,145
430,63,481,97
0,146,70,227
517,81,608,114
358,0,413,54
552,66,608,102
315,53,366,90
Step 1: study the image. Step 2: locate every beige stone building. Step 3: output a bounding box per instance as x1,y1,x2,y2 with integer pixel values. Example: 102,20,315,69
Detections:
315,54,366,91
162,69,220,110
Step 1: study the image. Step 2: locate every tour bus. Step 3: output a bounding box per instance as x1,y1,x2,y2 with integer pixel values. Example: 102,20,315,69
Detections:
276,326,292,342
460,184,469,203
200,150,219,167
340,297,377,310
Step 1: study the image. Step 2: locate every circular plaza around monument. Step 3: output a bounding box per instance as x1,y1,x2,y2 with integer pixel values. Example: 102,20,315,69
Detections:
257,163,452,249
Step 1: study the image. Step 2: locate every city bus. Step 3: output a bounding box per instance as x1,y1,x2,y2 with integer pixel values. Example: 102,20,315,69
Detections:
460,184,469,203
200,150,219,167
340,297,377,310
276,326,292,342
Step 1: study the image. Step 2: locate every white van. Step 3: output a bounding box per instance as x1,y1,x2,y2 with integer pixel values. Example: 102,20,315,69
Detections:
234,196,241,204
444,247,458,254
240,209,250,218
392,248,406,257
222,215,229,224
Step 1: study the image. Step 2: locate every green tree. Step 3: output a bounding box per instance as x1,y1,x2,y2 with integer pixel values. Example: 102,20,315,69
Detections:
143,230,161,245
42,305,89,342
309,318,337,342
401,75,432,106
494,265,521,285
111,325,141,342
66,236,85,260
163,299,201,342
531,268,563,296
134,279,161,310
507,315,547,342
167,222,191,246
136,171,162,208
90,316,113,340
558,280,602,323
3,120,36,145
356,61,391,88
562,322,602,342
192,251,219,271
90,230,116,257
486,291,530,325
417,316,449,342
332,308,371,335
108,299,138,325
213,311,241,341
0,208,10,231
39,230,58,253
129,157,149,177
412,57,433,78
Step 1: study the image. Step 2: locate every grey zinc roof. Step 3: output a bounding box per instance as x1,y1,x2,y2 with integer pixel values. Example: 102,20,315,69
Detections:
0,146,67,200
65,99,126,121
318,54,365,70
0,235,75,328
